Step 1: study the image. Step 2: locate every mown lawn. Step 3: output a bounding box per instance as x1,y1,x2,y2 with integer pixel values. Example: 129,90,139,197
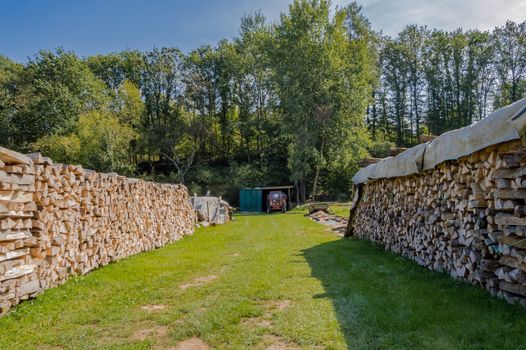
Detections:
328,204,352,219
0,212,525,349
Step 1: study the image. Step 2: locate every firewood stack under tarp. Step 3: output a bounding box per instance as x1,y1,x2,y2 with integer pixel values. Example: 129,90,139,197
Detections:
351,141,526,305
349,98,526,307
0,147,194,315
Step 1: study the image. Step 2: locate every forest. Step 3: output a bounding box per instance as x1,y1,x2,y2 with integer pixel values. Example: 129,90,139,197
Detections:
0,0,525,204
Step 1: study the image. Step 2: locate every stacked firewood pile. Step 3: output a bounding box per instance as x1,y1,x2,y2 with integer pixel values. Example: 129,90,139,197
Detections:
350,140,526,306
0,147,194,315
0,149,38,314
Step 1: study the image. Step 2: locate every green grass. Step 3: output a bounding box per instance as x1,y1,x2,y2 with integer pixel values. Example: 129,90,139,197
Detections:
328,204,351,218
0,213,525,349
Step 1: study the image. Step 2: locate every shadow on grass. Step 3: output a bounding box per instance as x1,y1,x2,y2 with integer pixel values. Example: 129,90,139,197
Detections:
302,237,526,350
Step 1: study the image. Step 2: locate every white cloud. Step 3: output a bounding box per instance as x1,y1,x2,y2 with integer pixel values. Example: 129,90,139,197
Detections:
356,0,526,36
186,0,524,52
245,0,524,36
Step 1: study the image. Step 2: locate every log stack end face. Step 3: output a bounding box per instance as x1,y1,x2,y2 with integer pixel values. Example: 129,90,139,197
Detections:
0,148,194,315
350,139,526,307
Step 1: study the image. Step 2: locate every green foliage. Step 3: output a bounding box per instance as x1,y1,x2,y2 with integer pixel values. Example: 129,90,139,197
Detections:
35,111,136,174
113,79,144,127
369,20,525,147
85,50,145,89
14,49,109,149
368,140,395,158
33,134,81,164
271,0,374,201
141,47,185,159
76,111,137,173
0,55,22,149
0,6,524,202
493,21,526,106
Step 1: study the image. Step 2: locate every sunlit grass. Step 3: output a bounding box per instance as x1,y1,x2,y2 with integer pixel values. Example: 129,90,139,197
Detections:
0,213,524,349
328,204,351,218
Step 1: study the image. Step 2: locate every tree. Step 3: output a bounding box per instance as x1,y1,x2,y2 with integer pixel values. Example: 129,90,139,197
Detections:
235,11,278,163
399,25,426,142
493,21,526,107
184,45,220,159
470,30,497,121
271,0,373,202
163,134,197,184
141,47,185,160
0,55,22,149
35,111,137,174
86,50,145,90
14,49,109,148
382,39,410,146
33,134,81,165
114,79,144,128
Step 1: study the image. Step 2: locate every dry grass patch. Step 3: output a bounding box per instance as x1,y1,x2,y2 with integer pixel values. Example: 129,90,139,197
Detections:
262,334,301,350
133,324,169,341
241,299,291,331
179,275,219,291
169,336,210,350
141,304,167,311
267,300,291,311
242,317,273,328
262,299,291,317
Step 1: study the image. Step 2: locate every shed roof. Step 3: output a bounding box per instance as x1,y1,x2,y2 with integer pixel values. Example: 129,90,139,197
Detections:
242,186,294,190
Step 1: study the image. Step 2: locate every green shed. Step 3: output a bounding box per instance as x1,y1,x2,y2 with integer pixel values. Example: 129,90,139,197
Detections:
239,188,263,212
239,186,293,212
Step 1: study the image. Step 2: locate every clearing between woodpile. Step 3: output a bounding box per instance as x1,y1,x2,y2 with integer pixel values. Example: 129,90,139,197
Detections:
0,212,525,349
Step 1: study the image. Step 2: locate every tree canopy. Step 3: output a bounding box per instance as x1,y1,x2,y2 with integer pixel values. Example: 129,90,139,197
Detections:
0,1,525,204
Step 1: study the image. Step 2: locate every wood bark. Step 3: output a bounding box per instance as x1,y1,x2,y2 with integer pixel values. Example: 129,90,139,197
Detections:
0,148,194,315
349,139,526,307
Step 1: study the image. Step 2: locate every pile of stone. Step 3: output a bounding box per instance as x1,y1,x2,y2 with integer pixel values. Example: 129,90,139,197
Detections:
308,204,348,236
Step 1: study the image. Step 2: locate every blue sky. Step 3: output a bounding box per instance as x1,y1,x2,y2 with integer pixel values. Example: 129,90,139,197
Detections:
1,0,525,62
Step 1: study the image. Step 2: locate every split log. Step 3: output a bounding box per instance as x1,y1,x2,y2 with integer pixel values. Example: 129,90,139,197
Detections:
349,140,526,306
0,147,195,315
0,147,32,166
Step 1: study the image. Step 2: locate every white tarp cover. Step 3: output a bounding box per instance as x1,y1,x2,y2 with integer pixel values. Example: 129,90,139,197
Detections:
422,98,526,170
371,143,427,179
351,163,375,184
191,196,231,225
352,98,526,184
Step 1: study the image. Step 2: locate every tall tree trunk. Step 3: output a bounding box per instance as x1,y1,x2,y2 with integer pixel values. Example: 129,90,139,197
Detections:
300,177,306,204
413,80,420,140
294,180,299,204
310,139,325,202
